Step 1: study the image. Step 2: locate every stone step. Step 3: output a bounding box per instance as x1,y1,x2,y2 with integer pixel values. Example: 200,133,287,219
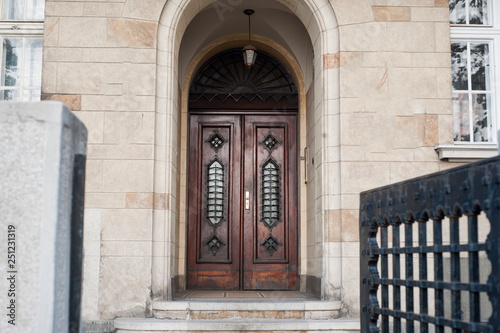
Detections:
114,318,360,332
152,300,342,320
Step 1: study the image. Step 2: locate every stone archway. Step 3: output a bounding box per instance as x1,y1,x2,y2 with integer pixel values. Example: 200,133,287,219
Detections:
153,0,341,302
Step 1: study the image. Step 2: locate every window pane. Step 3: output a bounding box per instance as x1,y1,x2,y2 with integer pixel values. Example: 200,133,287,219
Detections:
469,0,489,25
1,38,22,87
449,0,490,25
2,0,44,20
22,89,40,101
470,43,490,91
450,0,466,24
451,43,468,90
23,38,42,87
26,0,44,20
0,89,19,101
2,0,23,20
453,93,470,141
472,93,491,142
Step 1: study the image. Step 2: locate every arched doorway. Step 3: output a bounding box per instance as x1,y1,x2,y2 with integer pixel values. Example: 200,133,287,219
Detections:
154,0,342,302
186,49,299,290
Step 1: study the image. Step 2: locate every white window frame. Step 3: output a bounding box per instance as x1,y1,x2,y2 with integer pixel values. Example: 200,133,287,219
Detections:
436,0,500,161
450,39,496,142
0,0,44,102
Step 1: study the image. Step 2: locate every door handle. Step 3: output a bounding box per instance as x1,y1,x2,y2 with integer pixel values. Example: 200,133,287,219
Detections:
245,191,250,210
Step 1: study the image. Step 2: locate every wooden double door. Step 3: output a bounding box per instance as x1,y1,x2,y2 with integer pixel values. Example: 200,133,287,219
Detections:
187,112,298,290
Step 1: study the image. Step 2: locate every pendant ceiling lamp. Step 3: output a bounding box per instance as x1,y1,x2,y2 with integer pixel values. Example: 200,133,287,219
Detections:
242,9,257,67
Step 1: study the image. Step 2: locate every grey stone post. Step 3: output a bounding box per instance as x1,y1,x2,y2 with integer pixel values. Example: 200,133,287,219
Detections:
0,102,87,333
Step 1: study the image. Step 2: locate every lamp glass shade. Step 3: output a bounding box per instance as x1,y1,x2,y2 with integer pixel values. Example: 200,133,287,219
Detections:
242,44,257,67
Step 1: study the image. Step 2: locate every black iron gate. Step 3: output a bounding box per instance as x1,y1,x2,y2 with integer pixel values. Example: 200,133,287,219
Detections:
360,156,500,332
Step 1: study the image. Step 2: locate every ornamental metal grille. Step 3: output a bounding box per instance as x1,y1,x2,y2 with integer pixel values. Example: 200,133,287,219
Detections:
260,234,282,256
206,130,227,152
261,157,281,229
360,156,500,333
205,158,225,227
206,235,225,256
260,132,281,153
190,48,298,104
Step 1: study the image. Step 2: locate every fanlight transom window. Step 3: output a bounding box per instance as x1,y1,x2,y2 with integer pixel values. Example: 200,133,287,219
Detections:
190,49,298,104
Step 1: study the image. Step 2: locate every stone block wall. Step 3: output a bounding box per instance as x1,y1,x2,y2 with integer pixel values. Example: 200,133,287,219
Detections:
42,0,163,320
331,0,453,313
40,0,454,322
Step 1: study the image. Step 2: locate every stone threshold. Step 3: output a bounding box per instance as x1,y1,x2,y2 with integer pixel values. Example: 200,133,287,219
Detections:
173,290,318,301
114,318,361,332
153,300,342,311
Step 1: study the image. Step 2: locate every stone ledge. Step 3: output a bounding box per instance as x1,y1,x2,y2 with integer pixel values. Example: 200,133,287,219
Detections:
434,144,498,163
152,300,343,320
152,300,342,311
114,318,360,332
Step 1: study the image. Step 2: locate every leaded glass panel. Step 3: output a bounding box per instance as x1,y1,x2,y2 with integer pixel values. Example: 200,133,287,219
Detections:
261,157,281,229
205,158,225,227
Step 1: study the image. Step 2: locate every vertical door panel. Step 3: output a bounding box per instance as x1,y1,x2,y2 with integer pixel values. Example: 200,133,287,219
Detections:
255,126,287,262
242,115,298,290
187,115,241,290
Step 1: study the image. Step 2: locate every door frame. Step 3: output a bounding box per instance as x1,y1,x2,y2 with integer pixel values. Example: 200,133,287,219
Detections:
175,39,310,296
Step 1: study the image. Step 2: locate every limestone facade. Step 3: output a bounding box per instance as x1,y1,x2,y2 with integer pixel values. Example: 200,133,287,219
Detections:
41,0,454,323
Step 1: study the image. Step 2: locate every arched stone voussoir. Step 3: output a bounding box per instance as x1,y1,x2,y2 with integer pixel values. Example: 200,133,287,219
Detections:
158,0,338,57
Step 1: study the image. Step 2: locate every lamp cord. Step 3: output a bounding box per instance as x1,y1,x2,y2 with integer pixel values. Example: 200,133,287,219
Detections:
248,14,251,43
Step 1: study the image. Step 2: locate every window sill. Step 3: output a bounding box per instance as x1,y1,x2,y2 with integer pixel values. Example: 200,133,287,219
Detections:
0,22,44,35
434,144,499,163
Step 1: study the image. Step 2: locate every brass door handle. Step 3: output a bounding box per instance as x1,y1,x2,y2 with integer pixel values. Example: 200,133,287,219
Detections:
245,191,250,210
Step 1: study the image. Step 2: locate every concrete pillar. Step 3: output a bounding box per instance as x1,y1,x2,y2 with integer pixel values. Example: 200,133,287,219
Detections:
0,102,87,333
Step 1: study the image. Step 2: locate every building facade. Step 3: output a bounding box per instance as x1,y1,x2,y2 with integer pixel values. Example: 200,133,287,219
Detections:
2,0,499,329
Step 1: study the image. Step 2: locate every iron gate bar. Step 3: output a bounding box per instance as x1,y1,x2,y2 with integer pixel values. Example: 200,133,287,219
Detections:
393,223,402,332
405,222,415,333
360,155,500,333
418,221,429,333
375,243,487,254
374,309,490,332
469,214,481,324
381,225,389,332
373,278,489,292
450,216,461,333
434,217,444,333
